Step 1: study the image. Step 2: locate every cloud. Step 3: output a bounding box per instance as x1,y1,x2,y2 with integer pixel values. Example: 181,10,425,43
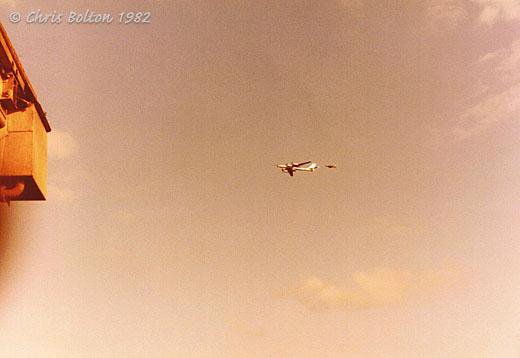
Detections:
477,50,503,65
47,184,77,203
360,216,414,238
478,39,520,79
453,37,520,140
474,38,520,95
46,166,91,203
0,0,15,9
230,320,267,340
337,0,365,18
338,0,363,9
114,210,138,222
473,0,520,26
424,0,468,33
284,265,460,311
453,83,520,139
47,129,77,160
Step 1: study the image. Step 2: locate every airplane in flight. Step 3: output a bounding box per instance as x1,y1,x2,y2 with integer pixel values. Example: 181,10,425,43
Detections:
276,161,320,176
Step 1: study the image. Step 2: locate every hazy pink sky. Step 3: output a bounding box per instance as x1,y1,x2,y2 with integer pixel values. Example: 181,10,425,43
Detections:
0,1,519,356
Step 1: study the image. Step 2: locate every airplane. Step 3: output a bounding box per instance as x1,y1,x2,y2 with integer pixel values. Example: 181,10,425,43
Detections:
276,161,318,176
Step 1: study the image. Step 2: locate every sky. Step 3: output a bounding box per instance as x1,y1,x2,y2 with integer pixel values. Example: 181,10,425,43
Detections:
0,0,519,357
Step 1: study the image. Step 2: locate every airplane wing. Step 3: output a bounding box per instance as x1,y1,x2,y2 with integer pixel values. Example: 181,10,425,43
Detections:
294,161,311,167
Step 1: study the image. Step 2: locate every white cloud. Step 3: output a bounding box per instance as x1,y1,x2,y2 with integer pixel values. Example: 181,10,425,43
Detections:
454,82,520,139
336,0,364,19
230,320,267,339
47,184,77,203
46,158,92,203
0,0,16,9
360,216,414,237
473,0,520,26
478,38,520,68
477,49,504,64
476,39,520,89
455,37,520,140
47,129,77,160
494,39,520,75
284,265,460,311
479,4,502,25
338,0,363,9
425,0,468,33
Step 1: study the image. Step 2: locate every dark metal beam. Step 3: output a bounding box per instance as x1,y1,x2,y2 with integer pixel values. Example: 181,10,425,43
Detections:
0,22,51,132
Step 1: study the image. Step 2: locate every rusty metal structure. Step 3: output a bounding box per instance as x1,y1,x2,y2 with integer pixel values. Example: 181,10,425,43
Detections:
0,23,50,202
